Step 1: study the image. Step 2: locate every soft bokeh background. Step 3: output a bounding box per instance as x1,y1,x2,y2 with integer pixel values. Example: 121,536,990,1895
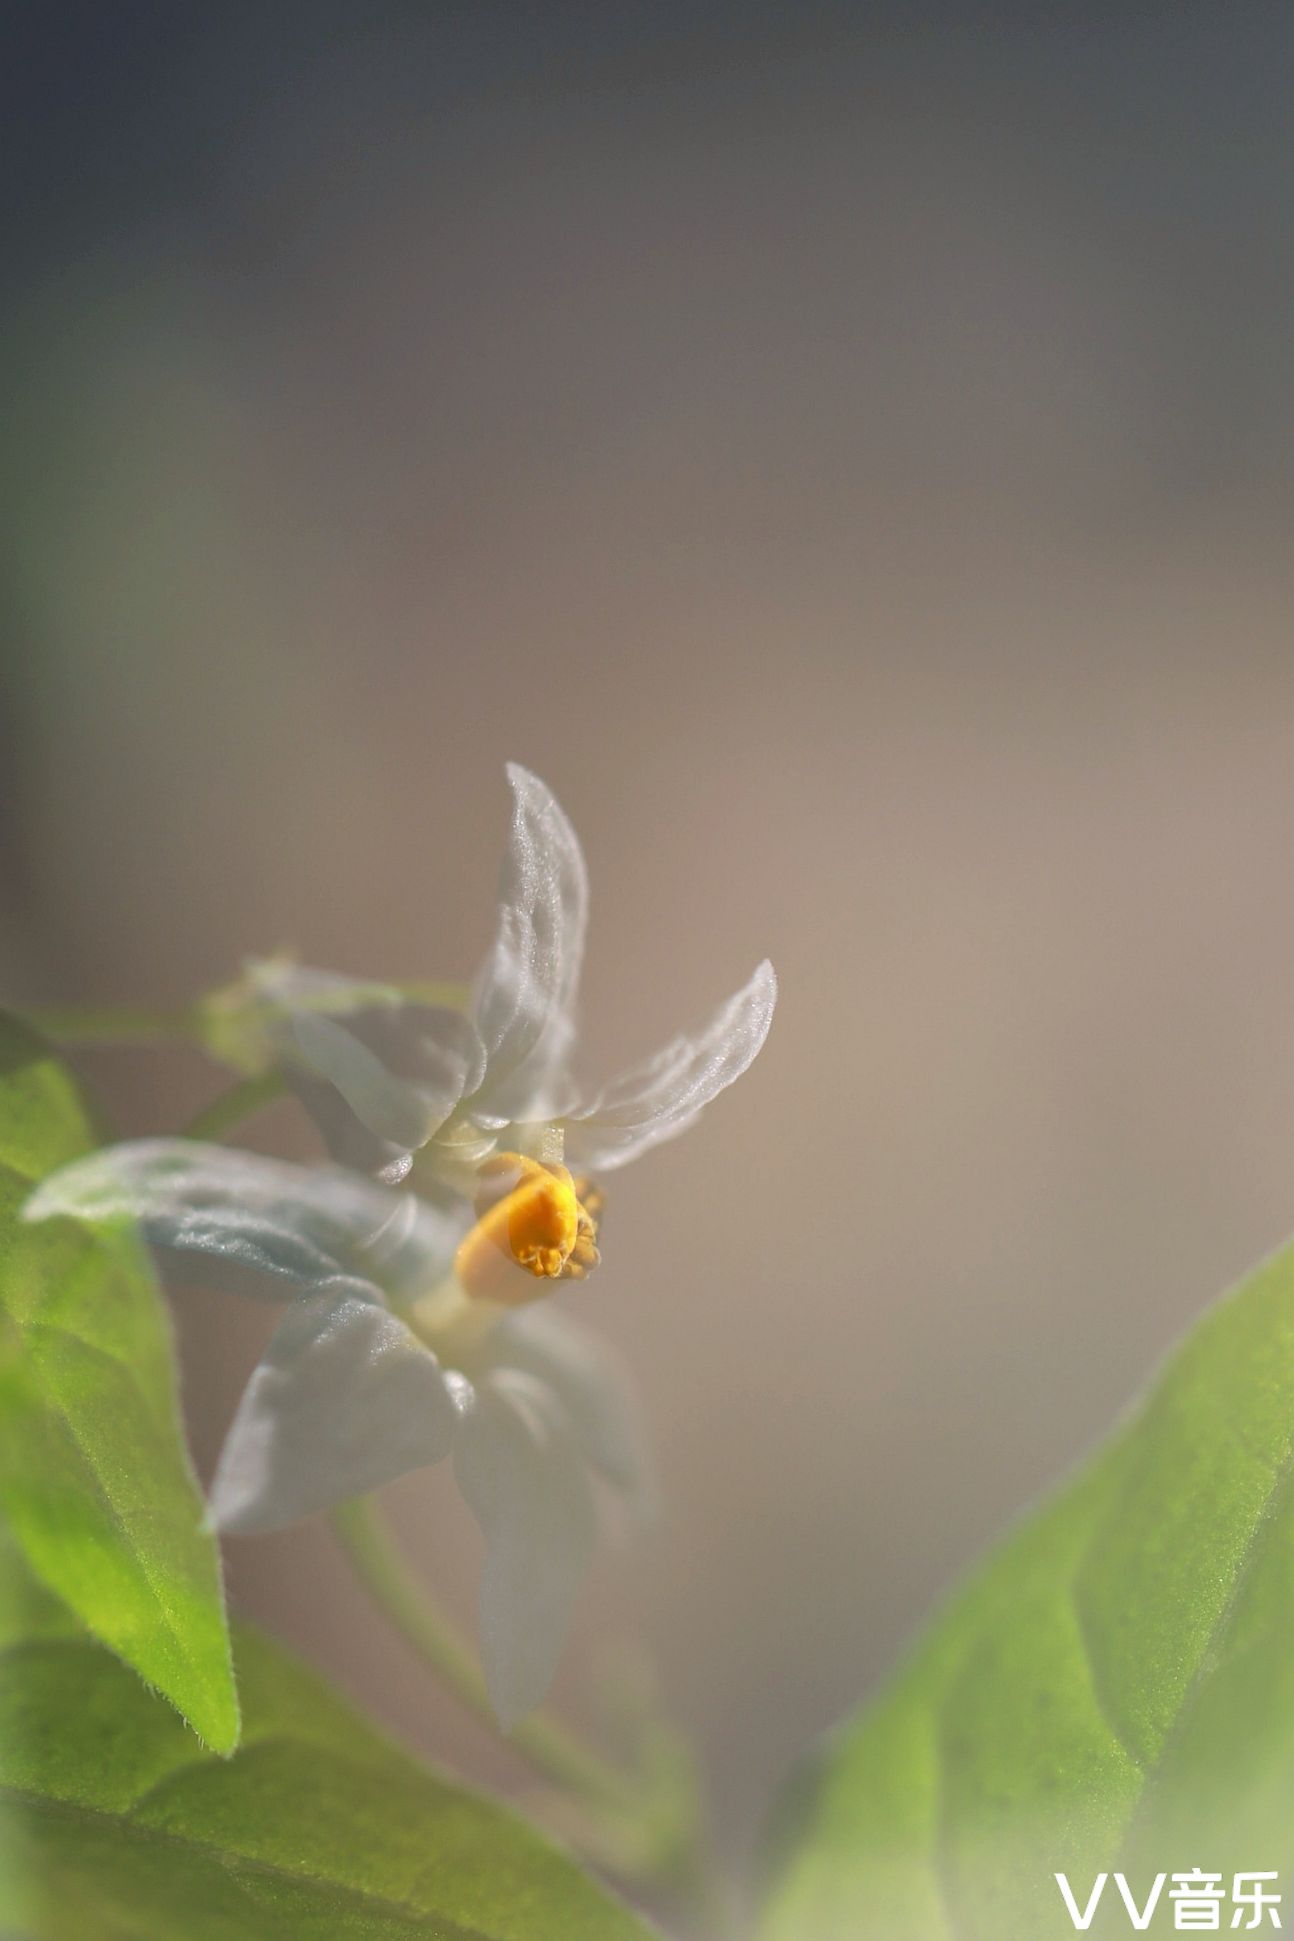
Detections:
4,0,1294,1879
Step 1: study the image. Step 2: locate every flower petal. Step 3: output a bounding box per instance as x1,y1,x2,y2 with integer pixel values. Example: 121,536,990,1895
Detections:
285,1068,414,1180
209,1288,470,1533
565,959,777,1170
491,1306,657,1517
24,1139,459,1300
470,766,589,1124
452,1369,595,1728
253,962,486,1165
290,1010,444,1151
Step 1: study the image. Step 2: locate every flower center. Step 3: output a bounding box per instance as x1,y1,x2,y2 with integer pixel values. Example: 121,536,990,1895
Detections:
453,1151,602,1305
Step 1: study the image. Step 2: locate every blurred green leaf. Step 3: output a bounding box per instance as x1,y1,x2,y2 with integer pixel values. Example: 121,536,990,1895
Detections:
0,1011,237,1752
0,1555,655,1940
761,1239,1294,1940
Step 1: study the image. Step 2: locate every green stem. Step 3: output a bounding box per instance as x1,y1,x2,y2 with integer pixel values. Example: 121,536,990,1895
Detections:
22,981,472,1050
21,1002,200,1044
183,1071,288,1141
330,1495,634,1807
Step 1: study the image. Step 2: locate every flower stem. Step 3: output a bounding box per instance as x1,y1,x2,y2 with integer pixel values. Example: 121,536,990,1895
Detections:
21,1002,201,1044
330,1494,632,1807
331,1496,736,1932
182,1070,289,1141
21,981,472,1050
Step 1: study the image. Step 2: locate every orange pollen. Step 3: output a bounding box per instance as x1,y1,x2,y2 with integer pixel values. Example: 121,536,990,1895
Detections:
454,1152,603,1306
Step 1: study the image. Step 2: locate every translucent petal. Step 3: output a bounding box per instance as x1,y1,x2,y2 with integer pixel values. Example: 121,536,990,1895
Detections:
565,959,777,1170
254,962,486,1165
291,1010,444,1151
286,1068,401,1178
25,1139,459,1300
452,1369,595,1728
470,766,589,1124
491,1306,657,1517
208,1289,470,1533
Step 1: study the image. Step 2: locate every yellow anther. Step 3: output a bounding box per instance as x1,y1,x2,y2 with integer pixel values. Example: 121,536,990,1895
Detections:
454,1152,603,1305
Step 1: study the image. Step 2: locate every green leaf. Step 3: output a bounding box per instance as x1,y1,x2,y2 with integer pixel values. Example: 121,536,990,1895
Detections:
0,1011,237,1752
0,1554,656,1940
761,1239,1294,1940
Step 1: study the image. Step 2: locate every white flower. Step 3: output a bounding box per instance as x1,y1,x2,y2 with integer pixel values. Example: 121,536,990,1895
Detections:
26,1139,649,1728
26,770,775,1724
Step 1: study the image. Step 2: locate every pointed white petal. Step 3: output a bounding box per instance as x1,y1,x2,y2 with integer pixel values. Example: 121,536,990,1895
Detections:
453,1369,595,1728
492,1306,657,1517
24,1139,460,1299
254,962,485,1165
209,1288,470,1533
470,766,589,1123
565,959,777,1170
291,1011,442,1151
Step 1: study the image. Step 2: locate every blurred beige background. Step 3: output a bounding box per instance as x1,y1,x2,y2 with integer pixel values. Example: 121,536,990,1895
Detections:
3,1,1294,1879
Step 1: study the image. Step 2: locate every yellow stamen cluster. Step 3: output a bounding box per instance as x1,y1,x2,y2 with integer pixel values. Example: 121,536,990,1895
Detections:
454,1152,602,1306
